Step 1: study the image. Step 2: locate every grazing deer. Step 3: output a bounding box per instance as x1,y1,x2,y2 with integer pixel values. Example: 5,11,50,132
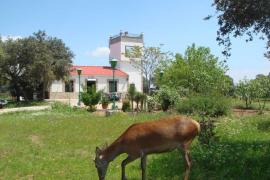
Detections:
94,115,200,180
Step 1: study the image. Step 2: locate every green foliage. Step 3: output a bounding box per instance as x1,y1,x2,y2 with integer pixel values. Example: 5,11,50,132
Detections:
5,100,48,109
148,114,270,180
134,92,146,111
198,117,216,145
51,101,77,113
127,46,172,94
252,75,270,113
0,110,270,179
121,99,131,112
236,78,256,109
146,95,158,112
81,87,101,111
212,0,270,58
154,86,181,111
177,95,231,117
236,75,270,113
0,31,73,101
128,84,136,110
100,93,109,106
157,44,231,96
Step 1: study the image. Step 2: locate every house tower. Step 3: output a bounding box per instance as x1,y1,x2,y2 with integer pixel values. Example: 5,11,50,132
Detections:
109,31,144,92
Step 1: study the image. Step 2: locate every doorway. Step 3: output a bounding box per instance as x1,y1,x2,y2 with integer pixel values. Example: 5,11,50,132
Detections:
87,79,96,92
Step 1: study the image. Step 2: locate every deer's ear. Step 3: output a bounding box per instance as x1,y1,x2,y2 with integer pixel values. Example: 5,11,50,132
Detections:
96,147,101,154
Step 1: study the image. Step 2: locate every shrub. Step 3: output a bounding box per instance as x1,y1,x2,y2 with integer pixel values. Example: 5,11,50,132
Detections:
51,102,76,113
122,99,131,112
134,92,145,111
81,87,101,112
198,117,216,145
155,86,181,111
128,84,136,111
147,96,157,112
177,95,231,117
100,93,109,109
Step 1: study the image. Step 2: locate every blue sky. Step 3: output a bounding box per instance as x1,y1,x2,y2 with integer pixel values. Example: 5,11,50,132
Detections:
1,0,269,82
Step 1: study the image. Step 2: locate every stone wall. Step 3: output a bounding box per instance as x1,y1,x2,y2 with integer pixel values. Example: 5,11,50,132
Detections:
49,92,78,99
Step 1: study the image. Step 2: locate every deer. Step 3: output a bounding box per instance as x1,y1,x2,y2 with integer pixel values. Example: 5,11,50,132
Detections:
94,115,200,180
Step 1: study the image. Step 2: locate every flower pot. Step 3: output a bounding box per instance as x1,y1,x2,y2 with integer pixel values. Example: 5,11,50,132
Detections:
102,103,108,109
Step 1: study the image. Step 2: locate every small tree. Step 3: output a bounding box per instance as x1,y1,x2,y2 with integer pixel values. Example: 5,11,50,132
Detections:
128,84,136,111
81,87,101,111
126,46,172,94
252,76,270,113
235,79,256,109
134,92,145,111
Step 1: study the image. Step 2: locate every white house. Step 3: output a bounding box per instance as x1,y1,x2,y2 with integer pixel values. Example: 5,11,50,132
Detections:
49,31,143,101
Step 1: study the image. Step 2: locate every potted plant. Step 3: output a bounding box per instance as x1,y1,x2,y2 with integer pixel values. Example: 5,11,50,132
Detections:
101,95,109,109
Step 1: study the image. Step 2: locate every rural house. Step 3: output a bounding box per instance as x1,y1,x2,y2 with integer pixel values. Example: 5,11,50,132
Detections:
49,32,143,101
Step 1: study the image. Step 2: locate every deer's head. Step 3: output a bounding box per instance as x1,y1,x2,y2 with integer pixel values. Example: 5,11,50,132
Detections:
94,147,109,180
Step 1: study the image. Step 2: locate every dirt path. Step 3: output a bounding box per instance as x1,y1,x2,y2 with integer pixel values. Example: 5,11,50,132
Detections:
0,105,51,115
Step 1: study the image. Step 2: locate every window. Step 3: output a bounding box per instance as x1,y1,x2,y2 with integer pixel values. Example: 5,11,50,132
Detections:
65,80,74,92
109,80,117,93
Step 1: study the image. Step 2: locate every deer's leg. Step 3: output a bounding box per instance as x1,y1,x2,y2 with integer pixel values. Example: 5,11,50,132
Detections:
121,155,136,180
182,145,191,180
141,152,147,180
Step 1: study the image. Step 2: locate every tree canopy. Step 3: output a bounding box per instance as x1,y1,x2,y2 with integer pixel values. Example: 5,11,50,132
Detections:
211,0,270,58
126,46,172,94
157,44,233,95
0,31,73,100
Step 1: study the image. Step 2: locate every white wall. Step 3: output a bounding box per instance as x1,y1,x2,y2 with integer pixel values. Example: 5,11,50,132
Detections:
50,80,63,92
50,75,128,93
117,61,143,92
109,41,121,60
114,40,143,92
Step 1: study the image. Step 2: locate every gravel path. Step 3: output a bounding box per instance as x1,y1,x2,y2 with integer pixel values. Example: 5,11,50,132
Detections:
0,105,51,114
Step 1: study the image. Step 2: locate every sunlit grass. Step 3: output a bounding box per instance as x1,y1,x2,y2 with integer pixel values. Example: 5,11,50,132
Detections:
0,104,270,179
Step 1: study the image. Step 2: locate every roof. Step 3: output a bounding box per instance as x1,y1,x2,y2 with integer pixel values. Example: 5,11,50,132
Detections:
70,66,128,77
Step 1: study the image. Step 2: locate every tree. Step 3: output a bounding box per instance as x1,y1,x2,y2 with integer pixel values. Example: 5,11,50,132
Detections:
158,44,231,95
210,0,270,58
235,79,256,108
252,75,270,113
127,46,172,94
0,31,73,101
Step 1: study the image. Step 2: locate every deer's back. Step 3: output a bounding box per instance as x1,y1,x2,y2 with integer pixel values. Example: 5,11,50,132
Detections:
119,116,199,155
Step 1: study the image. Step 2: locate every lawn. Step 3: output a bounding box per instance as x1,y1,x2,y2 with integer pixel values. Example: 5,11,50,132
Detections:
0,104,270,180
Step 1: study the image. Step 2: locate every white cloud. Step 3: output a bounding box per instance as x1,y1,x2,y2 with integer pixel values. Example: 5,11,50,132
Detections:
1,35,22,42
87,47,110,57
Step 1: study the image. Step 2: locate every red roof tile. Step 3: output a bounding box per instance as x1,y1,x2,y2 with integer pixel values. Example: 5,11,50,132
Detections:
70,66,128,77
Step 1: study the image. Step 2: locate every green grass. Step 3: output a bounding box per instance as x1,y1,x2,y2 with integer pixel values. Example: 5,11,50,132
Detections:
231,98,270,111
4,100,49,108
0,105,270,179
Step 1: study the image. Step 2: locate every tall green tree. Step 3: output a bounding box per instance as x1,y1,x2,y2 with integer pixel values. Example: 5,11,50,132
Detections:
209,0,270,58
158,44,231,95
0,31,73,101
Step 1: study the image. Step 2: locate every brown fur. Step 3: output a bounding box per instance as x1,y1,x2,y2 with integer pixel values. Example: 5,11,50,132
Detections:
94,115,200,180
